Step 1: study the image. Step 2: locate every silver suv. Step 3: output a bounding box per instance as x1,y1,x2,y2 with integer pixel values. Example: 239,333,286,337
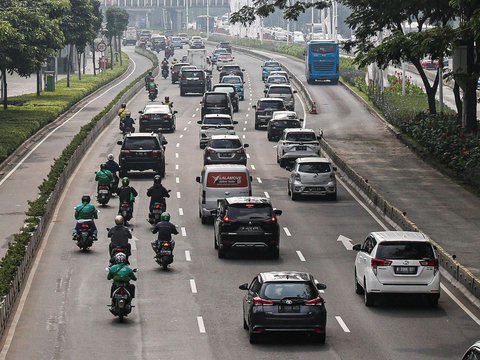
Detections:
265,84,297,111
287,157,337,200
276,128,321,167
198,114,237,149
203,134,248,165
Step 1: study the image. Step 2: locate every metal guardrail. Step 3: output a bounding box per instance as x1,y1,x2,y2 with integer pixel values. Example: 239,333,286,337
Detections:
0,47,159,339
226,42,480,302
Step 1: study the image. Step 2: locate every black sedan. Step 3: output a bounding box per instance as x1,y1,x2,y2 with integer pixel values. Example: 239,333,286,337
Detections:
239,271,327,344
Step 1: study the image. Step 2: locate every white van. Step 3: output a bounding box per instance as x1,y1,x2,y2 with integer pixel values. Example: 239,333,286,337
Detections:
196,164,252,224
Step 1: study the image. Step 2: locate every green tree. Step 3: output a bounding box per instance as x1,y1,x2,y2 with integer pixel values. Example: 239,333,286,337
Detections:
105,6,129,69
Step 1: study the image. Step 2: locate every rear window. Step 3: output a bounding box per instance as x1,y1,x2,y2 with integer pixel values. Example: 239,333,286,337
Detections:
213,87,234,94
206,172,248,188
205,94,227,104
204,117,231,125
122,137,159,150
269,87,292,95
262,282,316,300
209,138,242,148
174,63,189,71
258,100,284,110
268,76,287,84
376,242,435,260
285,132,316,141
222,77,241,84
214,49,227,54
183,70,204,79
298,163,331,173
310,43,337,54
272,120,301,127
227,203,272,220
265,61,281,68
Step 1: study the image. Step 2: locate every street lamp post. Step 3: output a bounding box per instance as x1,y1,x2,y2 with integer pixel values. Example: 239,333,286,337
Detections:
206,0,210,37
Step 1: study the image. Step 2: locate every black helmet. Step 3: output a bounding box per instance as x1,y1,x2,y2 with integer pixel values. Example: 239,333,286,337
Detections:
153,175,161,184
121,102,126,108
165,96,170,101
122,177,129,186
100,163,106,170
81,194,91,203
148,71,153,75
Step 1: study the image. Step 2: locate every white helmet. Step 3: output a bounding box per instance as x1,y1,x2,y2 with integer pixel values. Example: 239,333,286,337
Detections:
114,252,127,264
108,154,114,161
114,215,124,225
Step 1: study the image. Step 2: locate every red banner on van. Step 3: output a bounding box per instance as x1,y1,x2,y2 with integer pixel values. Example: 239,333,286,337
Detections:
206,172,248,188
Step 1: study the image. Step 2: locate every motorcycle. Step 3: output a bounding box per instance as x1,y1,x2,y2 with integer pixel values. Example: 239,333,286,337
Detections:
110,174,119,195
97,184,111,206
148,89,157,102
106,266,137,321
120,200,133,225
151,239,174,270
109,246,131,266
122,124,135,136
73,220,95,250
148,202,166,225
161,67,169,79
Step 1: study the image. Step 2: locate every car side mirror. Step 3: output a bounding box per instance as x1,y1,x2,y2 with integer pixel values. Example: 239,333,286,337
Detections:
239,283,249,290
117,140,122,145
273,209,282,216
252,105,256,109
210,209,218,217
138,111,143,114
174,110,178,114
162,139,168,145
243,144,249,148
299,118,304,122
197,120,202,124
333,166,337,171
285,165,292,171
233,120,238,124
293,90,297,93
316,283,327,290
352,244,362,251
196,176,201,183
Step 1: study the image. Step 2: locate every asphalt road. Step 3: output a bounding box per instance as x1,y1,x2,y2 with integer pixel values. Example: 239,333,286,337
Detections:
0,46,479,360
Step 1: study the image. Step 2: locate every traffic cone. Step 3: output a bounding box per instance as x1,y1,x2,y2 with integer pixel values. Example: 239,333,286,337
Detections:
309,102,318,114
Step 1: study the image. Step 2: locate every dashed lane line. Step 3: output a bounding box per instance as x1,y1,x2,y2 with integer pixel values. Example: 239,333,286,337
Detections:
181,227,187,236
283,227,291,236
296,250,306,262
176,143,180,148
257,177,262,184
335,316,351,333
176,192,181,199
250,164,255,170
183,127,188,131
197,316,206,333
175,153,179,158
179,134,184,139
264,191,270,198
185,250,191,262
190,279,198,294
246,154,250,159
179,208,184,216
175,164,179,170
176,177,180,184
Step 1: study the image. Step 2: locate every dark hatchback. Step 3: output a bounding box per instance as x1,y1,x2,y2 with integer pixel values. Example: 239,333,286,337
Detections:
180,69,206,96
267,118,302,141
239,271,327,344
213,197,282,259
117,133,166,177
138,104,177,132
200,91,233,119
219,64,245,82
253,98,286,130
170,62,190,84
212,84,239,112
217,42,232,53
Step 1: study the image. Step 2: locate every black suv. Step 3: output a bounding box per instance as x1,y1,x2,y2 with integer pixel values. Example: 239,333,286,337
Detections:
138,104,177,132
213,197,282,259
117,133,166,177
212,84,239,112
219,64,245,82
239,271,327,344
171,62,190,84
217,42,232,53
267,117,302,141
253,98,286,130
179,69,206,96
200,91,233,119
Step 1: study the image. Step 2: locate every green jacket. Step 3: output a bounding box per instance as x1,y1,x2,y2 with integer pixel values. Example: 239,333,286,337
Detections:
108,264,137,285
74,202,98,220
95,169,113,186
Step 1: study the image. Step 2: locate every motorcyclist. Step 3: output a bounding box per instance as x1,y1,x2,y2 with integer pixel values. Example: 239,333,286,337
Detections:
161,96,173,108
121,111,135,132
147,81,158,98
95,163,113,191
105,154,120,191
73,194,98,239
147,175,170,212
107,252,136,299
108,215,132,262
161,58,169,69
144,71,154,89
116,177,138,214
151,212,178,251
118,102,129,121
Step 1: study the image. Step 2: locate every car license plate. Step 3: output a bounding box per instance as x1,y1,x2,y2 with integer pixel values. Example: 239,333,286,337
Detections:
99,189,109,194
394,266,417,274
219,153,231,157
240,226,260,232
279,305,300,313
296,146,307,151
159,249,172,255
152,209,162,213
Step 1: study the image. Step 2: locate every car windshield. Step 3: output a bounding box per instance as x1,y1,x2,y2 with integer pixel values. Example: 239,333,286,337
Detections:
269,87,292,95
122,138,159,150
204,118,231,125
209,139,242,148
310,43,337,54
258,101,284,110
262,282,316,300
214,87,234,94
222,77,241,84
227,203,272,220
376,242,435,260
205,94,227,104
183,71,204,79
285,133,316,141
174,63,189,71
298,163,331,173
268,77,287,84
215,49,227,54
265,61,280,68
272,120,301,127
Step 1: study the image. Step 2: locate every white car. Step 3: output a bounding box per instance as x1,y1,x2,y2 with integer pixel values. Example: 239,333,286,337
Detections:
276,128,320,167
198,114,237,148
353,231,440,307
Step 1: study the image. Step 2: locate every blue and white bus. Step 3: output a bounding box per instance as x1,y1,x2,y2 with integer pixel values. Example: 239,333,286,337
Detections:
305,40,339,84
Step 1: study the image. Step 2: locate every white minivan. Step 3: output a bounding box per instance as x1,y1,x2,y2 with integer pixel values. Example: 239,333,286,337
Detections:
196,164,252,224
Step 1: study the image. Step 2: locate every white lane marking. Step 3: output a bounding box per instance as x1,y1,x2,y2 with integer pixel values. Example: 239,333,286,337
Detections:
296,250,306,262
335,316,351,333
197,316,206,333
183,127,188,131
185,250,191,262
179,134,184,138
177,191,181,199
246,113,249,117
257,177,262,184
337,235,353,250
181,227,187,236
190,279,198,294
0,58,138,188
247,108,250,111
179,208,184,216
295,92,308,128
176,177,180,183
175,164,179,170
243,127,246,131
319,289,325,293
176,143,180,148
441,284,480,326
250,164,255,170
188,120,192,124
242,135,246,139
246,154,250,159
244,121,248,124
249,102,252,106
195,107,199,111
192,114,196,117
175,153,179,158
264,191,270,198
283,227,291,236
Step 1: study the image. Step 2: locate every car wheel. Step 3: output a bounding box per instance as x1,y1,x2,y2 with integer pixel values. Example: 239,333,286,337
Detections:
427,294,439,308
364,279,375,307
201,215,208,225
180,89,185,96
214,234,218,249
354,270,364,295
279,159,286,168
267,134,272,141
307,79,314,85
290,189,299,201
270,247,279,259
276,153,280,164
218,246,226,259
243,317,248,330
287,182,291,196
254,123,260,130
315,332,326,345
249,329,259,344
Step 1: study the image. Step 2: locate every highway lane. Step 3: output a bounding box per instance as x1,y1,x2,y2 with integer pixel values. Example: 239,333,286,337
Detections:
0,47,153,260
1,46,479,359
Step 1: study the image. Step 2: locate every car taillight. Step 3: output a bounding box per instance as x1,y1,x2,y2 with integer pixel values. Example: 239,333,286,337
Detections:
236,148,245,154
253,297,274,305
143,115,150,119
420,259,438,269
305,297,324,306
372,258,392,275
152,150,162,157
223,213,231,222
